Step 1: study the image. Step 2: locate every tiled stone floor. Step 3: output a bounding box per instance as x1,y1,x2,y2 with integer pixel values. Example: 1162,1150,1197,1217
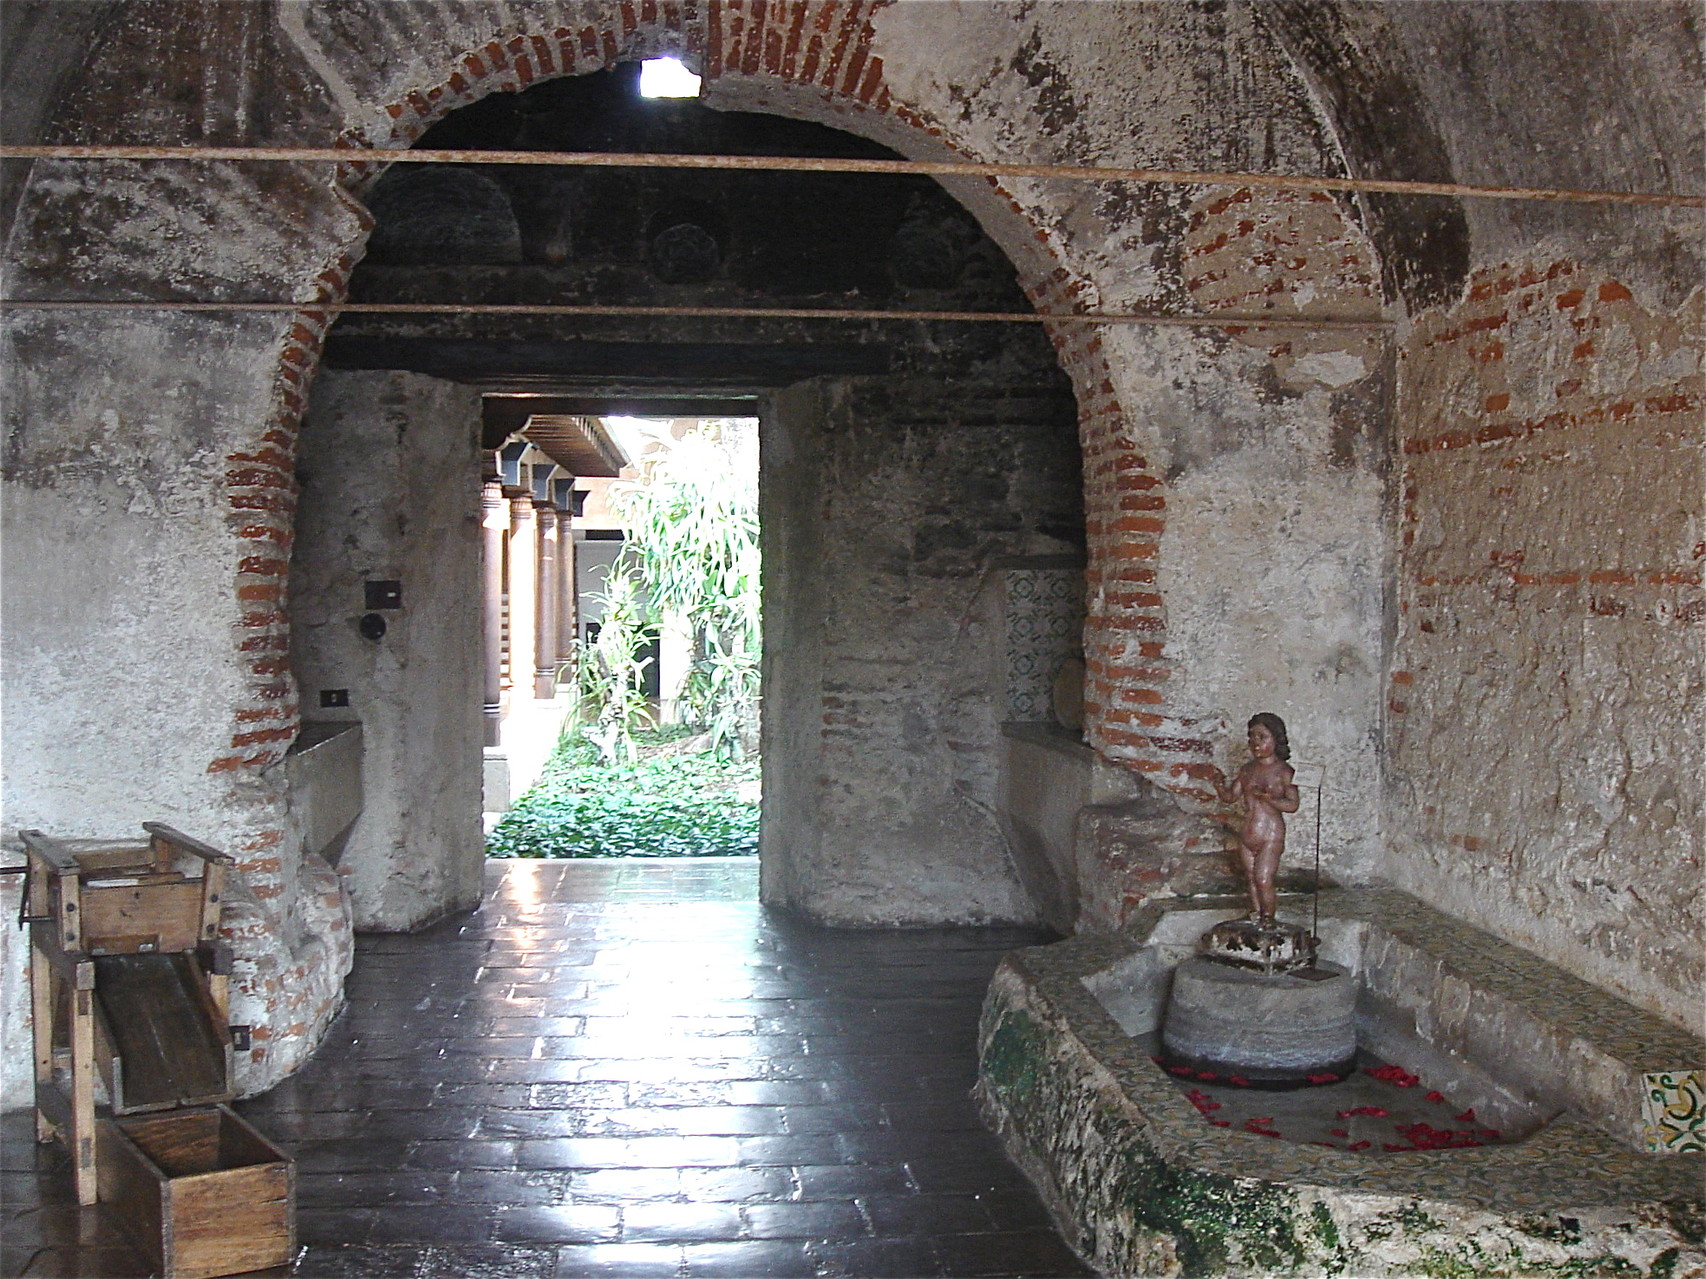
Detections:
2,858,1091,1278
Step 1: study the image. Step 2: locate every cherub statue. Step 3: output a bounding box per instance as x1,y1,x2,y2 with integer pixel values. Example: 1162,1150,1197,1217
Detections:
1215,712,1299,924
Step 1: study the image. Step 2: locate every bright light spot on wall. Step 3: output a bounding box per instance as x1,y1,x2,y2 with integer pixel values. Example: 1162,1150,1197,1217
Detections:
639,58,701,98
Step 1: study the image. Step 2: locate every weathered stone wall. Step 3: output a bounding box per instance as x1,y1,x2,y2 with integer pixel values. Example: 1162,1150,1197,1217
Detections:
1120,186,1389,880
291,369,486,932
2,0,1700,1086
1356,3,1704,1035
1390,264,1703,1032
0,310,357,1099
762,377,1084,925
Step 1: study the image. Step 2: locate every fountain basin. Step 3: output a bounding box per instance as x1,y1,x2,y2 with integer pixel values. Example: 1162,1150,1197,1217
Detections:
976,888,1703,1277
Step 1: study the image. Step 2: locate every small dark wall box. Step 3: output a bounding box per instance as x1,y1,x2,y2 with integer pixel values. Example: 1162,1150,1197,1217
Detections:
364,580,403,609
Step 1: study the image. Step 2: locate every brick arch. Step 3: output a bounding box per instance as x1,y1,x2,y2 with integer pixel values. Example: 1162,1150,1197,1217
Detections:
264,0,1198,805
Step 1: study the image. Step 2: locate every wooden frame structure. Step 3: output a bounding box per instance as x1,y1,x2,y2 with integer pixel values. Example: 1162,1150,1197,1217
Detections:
20,823,236,1205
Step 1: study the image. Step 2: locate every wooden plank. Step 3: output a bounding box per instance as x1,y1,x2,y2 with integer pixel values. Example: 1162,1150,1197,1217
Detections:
97,1117,169,1274
92,992,123,1109
70,968,97,1204
116,1108,223,1175
104,1107,294,1279
29,935,54,1143
81,879,203,953
170,1162,293,1279
212,1106,287,1168
83,870,188,885
207,972,230,1026
58,867,82,954
69,846,157,874
95,954,230,1112
199,861,225,944
18,829,79,873
143,823,235,868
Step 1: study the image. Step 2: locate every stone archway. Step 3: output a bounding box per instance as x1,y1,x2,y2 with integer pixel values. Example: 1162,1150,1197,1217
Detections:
286,5,1198,801
4,0,1400,1093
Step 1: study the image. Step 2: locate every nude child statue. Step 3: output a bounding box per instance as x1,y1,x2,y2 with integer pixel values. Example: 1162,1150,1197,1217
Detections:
1215,712,1300,924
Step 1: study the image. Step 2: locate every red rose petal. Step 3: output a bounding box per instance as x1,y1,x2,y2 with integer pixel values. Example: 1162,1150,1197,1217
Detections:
1329,1128,1349,1138
1479,1129,1501,1141
1425,1090,1447,1104
1454,1109,1476,1124
1348,1140,1371,1151
1167,1065,1193,1076
1229,1076,1251,1087
1210,1119,1230,1127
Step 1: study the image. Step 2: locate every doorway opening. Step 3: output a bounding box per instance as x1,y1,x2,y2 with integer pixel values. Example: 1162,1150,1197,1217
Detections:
486,411,765,861
296,58,1084,929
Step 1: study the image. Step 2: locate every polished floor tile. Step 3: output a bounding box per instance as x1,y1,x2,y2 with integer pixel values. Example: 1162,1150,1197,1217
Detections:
2,858,1089,1277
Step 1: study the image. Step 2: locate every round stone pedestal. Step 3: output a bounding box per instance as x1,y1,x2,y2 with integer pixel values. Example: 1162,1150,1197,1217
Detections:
1161,957,1356,1087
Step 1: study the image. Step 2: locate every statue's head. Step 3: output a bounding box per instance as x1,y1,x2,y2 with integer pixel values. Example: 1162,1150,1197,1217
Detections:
1247,712,1291,761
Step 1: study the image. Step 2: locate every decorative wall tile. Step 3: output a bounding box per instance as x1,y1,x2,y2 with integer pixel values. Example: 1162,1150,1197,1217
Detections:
1644,1070,1705,1153
1005,567,1085,722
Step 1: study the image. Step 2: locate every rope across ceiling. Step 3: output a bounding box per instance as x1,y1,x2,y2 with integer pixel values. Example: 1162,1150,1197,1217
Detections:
1,144,1697,328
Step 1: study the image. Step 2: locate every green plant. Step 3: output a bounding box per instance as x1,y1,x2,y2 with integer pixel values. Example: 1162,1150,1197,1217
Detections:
486,734,760,858
578,568,657,765
605,422,760,757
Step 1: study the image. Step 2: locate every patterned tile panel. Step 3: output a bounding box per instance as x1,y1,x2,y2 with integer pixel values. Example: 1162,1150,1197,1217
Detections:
1004,567,1085,722
1644,1070,1706,1153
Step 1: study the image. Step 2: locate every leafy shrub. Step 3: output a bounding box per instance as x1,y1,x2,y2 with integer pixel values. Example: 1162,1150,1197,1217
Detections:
606,421,760,758
487,735,759,858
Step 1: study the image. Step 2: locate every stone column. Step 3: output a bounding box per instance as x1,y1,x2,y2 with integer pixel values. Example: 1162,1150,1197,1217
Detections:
534,505,560,700
557,511,578,666
480,480,508,747
506,494,538,708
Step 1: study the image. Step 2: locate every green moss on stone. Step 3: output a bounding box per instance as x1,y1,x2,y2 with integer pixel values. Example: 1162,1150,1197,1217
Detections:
1394,1203,1444,1235
1660,1200,1704,1246
1310,1202,1343,1259
981,1007,1044,1106
1546,1257,1641,1279
1414,1246,1644,1279
1113,1142,1330,1277
1519,1215,1585,1246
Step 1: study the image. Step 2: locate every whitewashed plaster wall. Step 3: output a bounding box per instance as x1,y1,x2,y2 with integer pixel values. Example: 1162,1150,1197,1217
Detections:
290,369,486,933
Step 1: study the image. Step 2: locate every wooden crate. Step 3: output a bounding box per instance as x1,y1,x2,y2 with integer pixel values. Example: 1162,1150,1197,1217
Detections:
97,1104,295,1279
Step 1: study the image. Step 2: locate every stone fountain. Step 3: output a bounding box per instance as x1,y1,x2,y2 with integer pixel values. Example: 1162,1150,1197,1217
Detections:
975,713,1702,1274
1156,713,1357,1087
